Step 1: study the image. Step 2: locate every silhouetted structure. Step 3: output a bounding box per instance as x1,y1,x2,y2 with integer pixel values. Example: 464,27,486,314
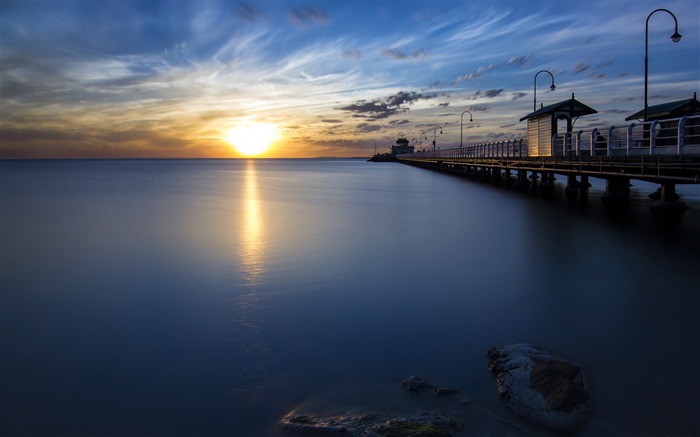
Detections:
391,137,414,155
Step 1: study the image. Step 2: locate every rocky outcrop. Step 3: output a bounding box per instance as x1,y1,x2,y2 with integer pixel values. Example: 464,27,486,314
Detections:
487,343,594,430
281,410,462,436
279,375,528,436
401,375,462,397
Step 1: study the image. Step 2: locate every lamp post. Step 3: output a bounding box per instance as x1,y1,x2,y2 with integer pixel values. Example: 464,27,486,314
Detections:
432,126,443,151
533,70,556,111
644,8,682,122
419,132,428,149
460,110,473,147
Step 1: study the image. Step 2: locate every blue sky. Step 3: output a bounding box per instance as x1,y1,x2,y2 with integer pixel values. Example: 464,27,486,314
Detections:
1,0,698,158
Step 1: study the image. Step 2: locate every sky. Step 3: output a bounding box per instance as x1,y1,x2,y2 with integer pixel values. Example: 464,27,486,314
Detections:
1,0,698,158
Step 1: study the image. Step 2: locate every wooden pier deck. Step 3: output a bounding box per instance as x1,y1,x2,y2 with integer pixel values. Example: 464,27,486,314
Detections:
395,114,700,209
398,155,700,185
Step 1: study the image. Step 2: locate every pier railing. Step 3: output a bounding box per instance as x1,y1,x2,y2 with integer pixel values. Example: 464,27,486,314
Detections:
402,114,700,159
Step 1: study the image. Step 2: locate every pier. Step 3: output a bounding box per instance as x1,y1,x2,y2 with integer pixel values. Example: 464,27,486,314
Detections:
396,114,700,211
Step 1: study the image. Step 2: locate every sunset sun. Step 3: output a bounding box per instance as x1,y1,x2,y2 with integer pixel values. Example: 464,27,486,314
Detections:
225,123,278,156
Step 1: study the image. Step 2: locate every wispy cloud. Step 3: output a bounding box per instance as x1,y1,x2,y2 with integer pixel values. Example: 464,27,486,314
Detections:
1,0,697,157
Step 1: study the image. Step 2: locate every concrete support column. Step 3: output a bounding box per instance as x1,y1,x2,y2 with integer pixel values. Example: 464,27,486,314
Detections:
602,177,630,209
565,174,579,200
529,172,539,193
539,172,555,196
650,182,688,213
517,170,530,191
579,175,590,201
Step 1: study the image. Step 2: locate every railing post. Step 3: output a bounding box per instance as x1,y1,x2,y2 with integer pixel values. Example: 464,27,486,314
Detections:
576,130,582,156
650,120,659,155
627,123,635,155
677,116,686,154
590,128,598,156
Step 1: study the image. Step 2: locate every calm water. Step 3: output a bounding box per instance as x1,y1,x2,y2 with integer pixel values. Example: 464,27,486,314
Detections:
1,159,699,436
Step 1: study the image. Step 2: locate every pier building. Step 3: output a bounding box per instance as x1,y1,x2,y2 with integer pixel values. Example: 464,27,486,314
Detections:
391,137,414,155
519,94,597,157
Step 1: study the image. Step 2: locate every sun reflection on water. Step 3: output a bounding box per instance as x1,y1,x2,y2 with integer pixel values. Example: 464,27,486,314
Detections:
232,159,271,402
240,160,266,289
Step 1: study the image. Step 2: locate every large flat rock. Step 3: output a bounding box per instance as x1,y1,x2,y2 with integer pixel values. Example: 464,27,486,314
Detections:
487,343,594,430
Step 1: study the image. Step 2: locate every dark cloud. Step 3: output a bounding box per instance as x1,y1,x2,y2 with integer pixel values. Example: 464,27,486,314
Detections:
468,105,490,112
573,63,589,74
507,55,533,66
381,47,429,60
289,6,331,27
338,91,435,120
388,119,410,125
235,3,265,21
356,123,382,133
511,92,527,101
322,119,343,123
457,72,480,82
437,102,449,107
471,89,505,100
455,65,494,83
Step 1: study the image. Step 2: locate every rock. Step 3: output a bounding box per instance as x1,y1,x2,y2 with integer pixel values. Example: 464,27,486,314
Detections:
280,410,462,436
486,343,594,430
434,387,461,397
402,375,434,392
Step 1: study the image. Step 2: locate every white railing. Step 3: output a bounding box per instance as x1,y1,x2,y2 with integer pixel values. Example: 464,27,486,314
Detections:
408,139,526,159
401,115,700,159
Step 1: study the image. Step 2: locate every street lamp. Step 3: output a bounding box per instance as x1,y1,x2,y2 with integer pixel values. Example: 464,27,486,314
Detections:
644,8,682,121
533,70,556,111
432,126,442,152
460,110,473,147
419,132,428,148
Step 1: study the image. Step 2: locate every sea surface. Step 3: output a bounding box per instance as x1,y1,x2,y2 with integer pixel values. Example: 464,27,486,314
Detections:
1,159,699,436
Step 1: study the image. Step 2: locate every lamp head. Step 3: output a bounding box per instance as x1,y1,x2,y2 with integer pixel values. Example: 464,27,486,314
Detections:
671,29,682,42
550,84,557,91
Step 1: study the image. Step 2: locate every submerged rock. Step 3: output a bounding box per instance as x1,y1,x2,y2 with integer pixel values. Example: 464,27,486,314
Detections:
279,378,532,436
433,387,461,397
402,375,461,398
280,410,462,436
402,375,434,392
486,343,594,430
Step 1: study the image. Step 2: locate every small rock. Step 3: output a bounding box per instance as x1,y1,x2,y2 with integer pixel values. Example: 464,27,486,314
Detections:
434,387,461,397
486,343,594,430
402,375,434,392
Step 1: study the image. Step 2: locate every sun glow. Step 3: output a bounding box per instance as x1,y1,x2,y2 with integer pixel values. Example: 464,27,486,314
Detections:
225,123,278,156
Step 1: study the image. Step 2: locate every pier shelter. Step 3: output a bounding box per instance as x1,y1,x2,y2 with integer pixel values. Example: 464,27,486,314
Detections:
520,94,597,157
625,93,699,122
625,93,700,148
